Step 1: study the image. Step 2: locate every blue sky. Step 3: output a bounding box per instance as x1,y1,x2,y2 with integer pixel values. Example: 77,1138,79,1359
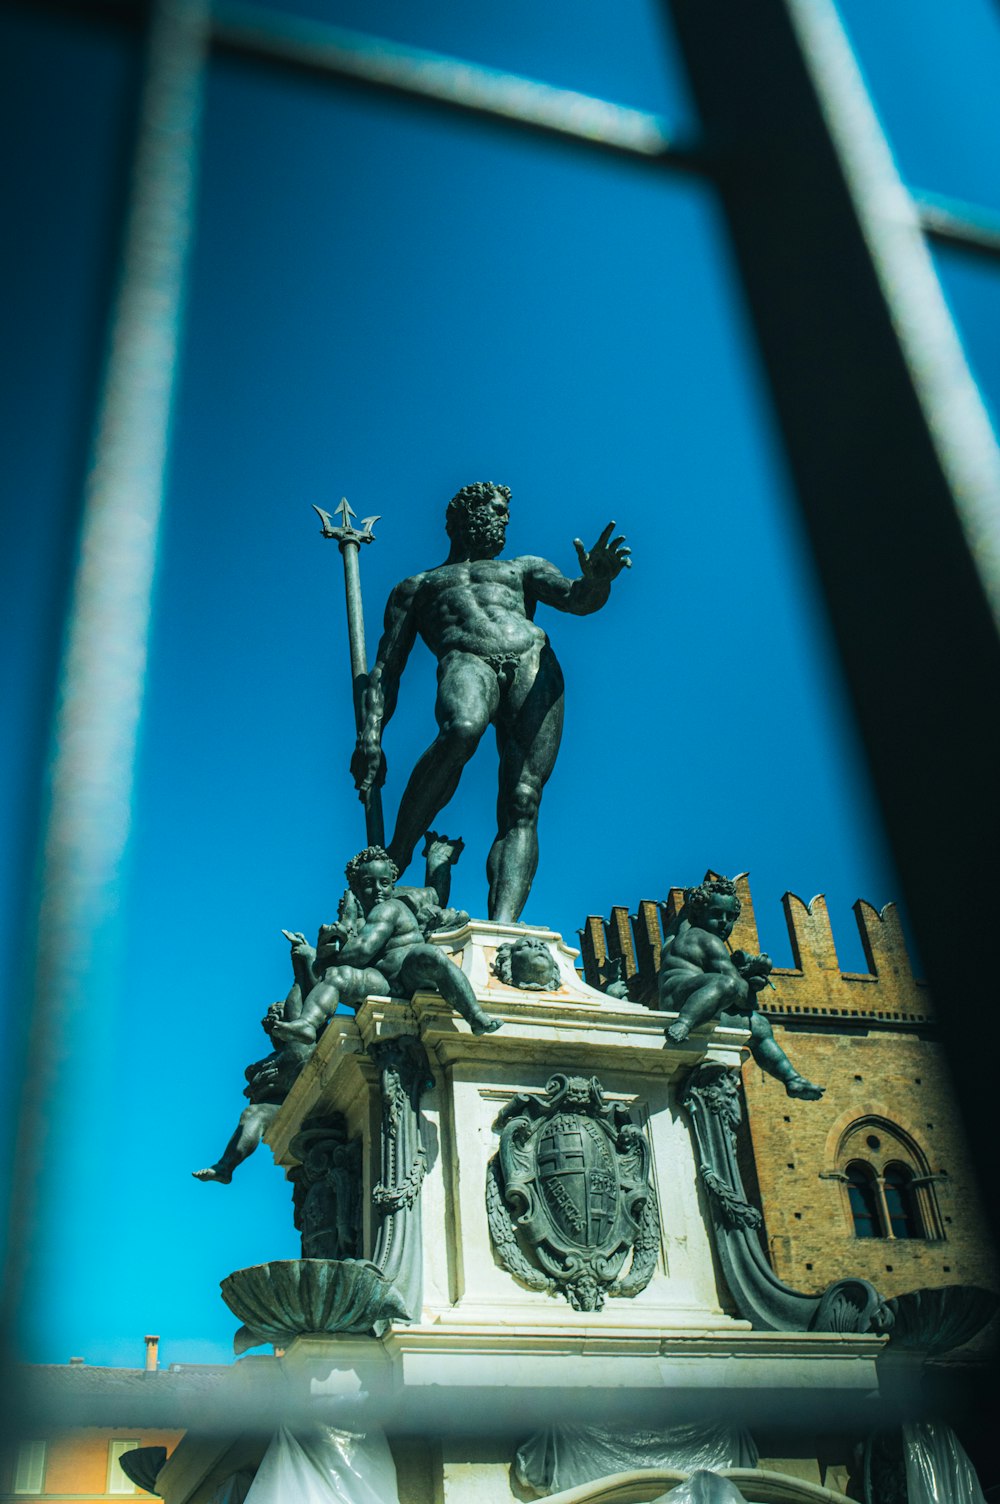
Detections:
2,0,998,1367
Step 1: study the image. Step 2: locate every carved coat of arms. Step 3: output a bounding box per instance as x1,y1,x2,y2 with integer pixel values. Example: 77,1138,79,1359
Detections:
486,1074,660,1311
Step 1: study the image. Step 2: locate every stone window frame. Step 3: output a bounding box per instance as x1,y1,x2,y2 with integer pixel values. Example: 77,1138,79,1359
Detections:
844,1159,884,1238
827,1113,944,1243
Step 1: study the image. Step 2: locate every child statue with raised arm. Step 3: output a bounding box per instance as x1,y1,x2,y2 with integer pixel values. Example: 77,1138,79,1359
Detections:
659,876,824,1101
193,834,492,1184
272,842,502,1045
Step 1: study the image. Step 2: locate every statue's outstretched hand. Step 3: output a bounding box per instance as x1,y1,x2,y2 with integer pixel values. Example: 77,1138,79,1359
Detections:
351,728,386,797
573,521,631,581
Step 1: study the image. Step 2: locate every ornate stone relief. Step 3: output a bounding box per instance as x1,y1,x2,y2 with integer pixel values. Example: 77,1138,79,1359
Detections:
288,1113,363,1260
366,1033,435,1323
219,1032,435,1350
486,1073,659,1311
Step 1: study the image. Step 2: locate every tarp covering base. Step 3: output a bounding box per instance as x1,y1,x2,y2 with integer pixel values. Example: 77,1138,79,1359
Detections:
653,1473,749,1504
902,1422,986,1504
515,1423,758,1496
243,1426,399,1504
209,1470,254,1504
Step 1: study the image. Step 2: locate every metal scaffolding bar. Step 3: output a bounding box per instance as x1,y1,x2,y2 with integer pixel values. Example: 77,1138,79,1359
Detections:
916,191,1000,263
17,0,1000,261
3,0,210,1339
209,1,700,169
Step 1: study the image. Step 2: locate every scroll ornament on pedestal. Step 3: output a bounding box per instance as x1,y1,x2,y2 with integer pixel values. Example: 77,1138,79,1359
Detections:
682,1063,998,1344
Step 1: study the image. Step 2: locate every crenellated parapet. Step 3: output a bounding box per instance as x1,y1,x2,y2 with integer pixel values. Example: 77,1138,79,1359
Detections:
578,873,930,1025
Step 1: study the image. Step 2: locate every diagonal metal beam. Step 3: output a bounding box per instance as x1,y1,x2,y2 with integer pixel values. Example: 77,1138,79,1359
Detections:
208,4,1000,266
915,192,1000,264
662,0,1000,1259
13,0,1000,263
208,0,701,170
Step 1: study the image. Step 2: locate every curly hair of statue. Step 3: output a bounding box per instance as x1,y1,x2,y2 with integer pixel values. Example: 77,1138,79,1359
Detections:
345,846,400,886
684,876,741,917
445,481,512,537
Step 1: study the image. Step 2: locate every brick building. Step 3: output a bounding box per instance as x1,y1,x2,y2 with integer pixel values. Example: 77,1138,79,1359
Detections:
579,874,998,1309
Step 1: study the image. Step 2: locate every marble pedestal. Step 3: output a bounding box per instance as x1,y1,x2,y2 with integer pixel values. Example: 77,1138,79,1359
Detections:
259,920,883,1403
159,923,889,1504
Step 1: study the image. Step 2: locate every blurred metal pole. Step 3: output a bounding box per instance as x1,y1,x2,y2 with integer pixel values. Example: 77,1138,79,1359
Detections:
663,0,1000,1243
209,0,696,170
2,0,209,1345
915,192,1000,263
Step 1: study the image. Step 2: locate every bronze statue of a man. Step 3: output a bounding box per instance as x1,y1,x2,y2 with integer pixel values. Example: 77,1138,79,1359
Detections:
351,482,630,922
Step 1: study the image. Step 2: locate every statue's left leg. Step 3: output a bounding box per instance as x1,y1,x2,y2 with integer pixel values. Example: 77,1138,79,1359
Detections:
746,1012,825,1099
192,1102,280,1183
488,646,565,923
399,945,501,1033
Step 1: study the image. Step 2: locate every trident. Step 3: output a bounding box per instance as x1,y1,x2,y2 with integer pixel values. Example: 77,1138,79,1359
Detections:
313,497,384,846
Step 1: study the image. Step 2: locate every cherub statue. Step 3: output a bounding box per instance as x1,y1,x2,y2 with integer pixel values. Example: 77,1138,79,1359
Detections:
192,999,313,1184
194,833,474,1183
272,843,502,1044
659,876,824,1101
326,831,469,951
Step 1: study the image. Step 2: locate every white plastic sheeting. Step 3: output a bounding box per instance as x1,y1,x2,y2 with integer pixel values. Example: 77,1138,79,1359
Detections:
515,1423,758,1495
653,1473,749,1504
243,1426,399,1504
902,1422,986,1504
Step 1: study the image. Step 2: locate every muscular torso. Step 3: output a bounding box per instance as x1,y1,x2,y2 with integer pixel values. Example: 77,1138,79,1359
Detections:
659,917,750,1013
334,898,424,983
662,919,726,974
407,558,547,661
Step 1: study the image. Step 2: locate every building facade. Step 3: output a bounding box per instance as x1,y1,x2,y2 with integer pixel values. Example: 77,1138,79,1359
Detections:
0,1427,181,1503
579,873,998,1311
2,1344,223,1504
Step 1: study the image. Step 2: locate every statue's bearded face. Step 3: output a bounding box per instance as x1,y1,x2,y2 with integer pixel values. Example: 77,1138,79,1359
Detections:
458,490,509,558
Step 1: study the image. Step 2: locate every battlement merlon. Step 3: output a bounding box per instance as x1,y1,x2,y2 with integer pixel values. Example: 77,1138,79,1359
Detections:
578,872,929,1022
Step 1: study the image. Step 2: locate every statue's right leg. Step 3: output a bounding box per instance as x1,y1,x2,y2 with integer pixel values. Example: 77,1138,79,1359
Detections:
271,979,339,1043
399,946,502,1034
664,974,746,1043
388,652,498,877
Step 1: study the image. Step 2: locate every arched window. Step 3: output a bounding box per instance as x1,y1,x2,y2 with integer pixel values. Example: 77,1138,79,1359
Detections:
846,1161,884,1238
834,1117,942,1242
883,1163,923,1239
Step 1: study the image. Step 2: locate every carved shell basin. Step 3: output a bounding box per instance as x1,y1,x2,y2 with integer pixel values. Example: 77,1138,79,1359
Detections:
220,1258,408,1348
